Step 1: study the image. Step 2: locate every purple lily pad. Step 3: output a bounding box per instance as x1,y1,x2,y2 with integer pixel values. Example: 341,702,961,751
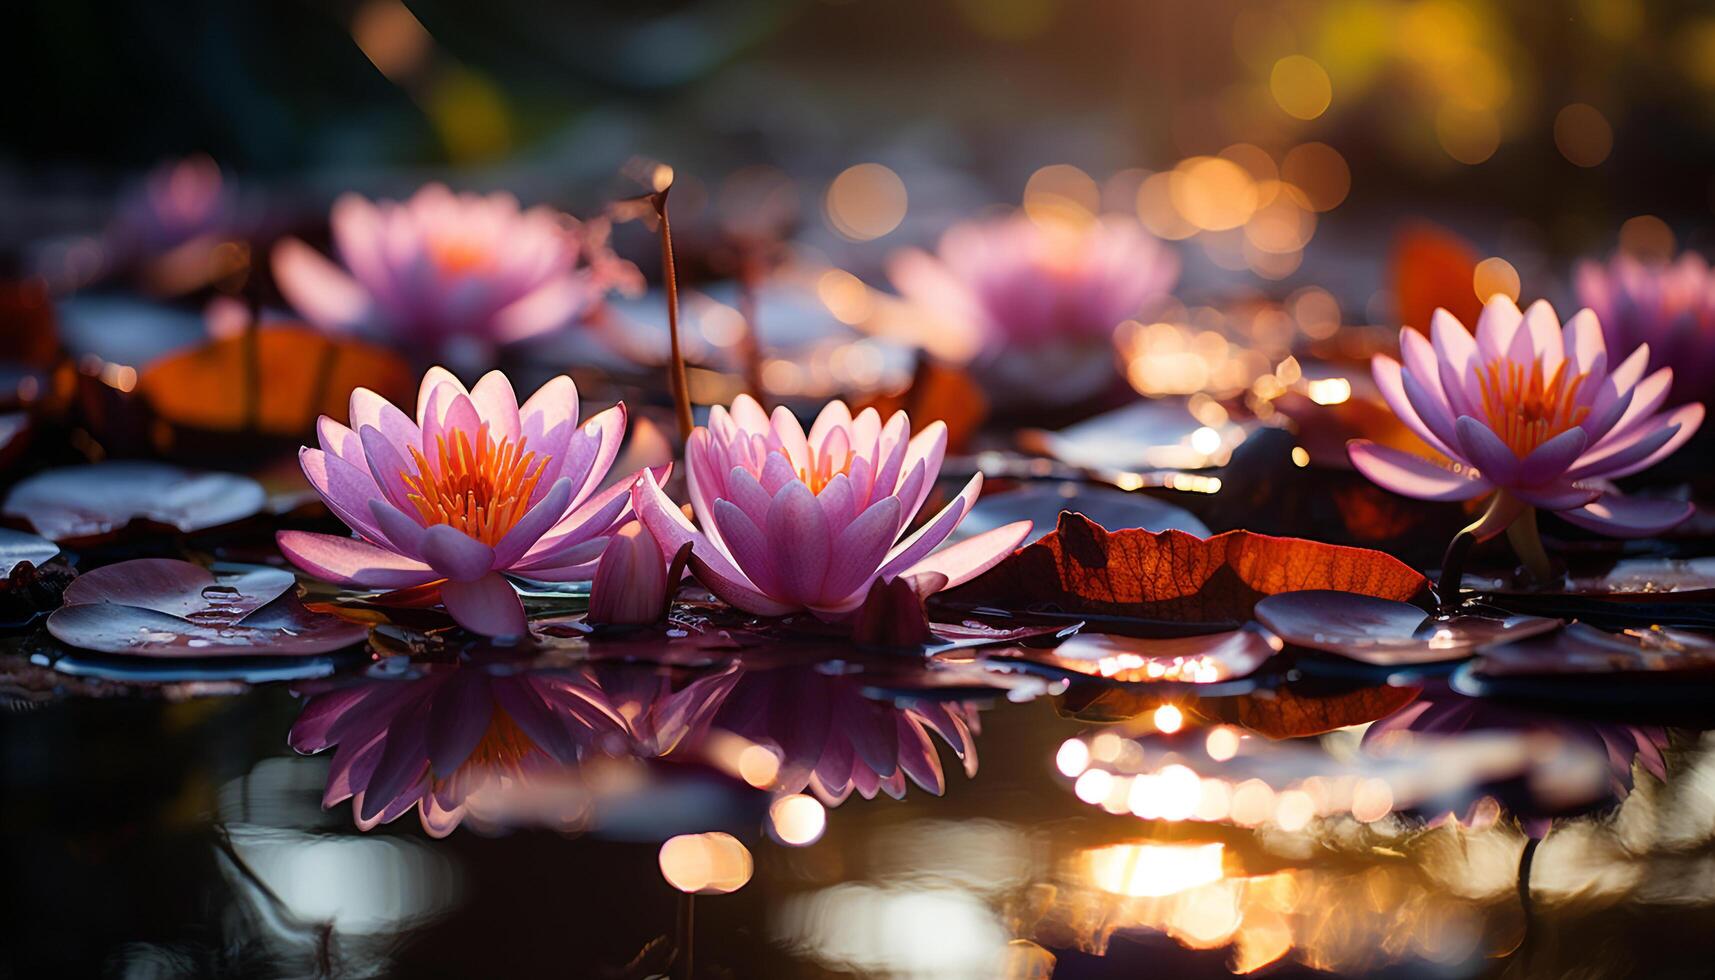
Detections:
48,558,369,656
4,461,267,543
1470,623,1715,678
1254,590,1561,665
0,527,60,577
989,625,1280,686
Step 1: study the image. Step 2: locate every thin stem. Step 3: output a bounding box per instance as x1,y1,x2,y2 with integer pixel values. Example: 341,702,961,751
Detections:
1506,506,1554,585
736,254,767,410
1436,492,1519,608
677,891,695,980
243,292,262,434
652,187,695,446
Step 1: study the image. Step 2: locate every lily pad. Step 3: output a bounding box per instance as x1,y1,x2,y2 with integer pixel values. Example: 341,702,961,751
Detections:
990,626,1278,691
946,512,1430,634
1254,591,1561,666
47,558,369,656
1018,397,1249,471
4,461,267,543
0,527,60,577
1469,623,1715,678
950,483,1209,547
1466,557,1715,600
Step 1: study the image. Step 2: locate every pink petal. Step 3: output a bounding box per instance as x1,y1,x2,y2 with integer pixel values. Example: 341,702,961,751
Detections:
519,375,579,450
1510,481,1602,511
1600,403,1703,479
418,525,496,582
902,519,1032,590
491,277,594,342
1566,417,1685,481
415,367,468,428
300,447,386,542
712,498,785,597
1520,299,1564,370
492,477,573,568
358,424,419,514
318,417,366,468
820,496,903,605
899,421,949,520
1347,440,1492,501
277,530,436,588
1430,309,1480,418
271,238,372,331
767,481,831,606
631,469,794,616
1564,309,1607,379
1557,495,1695,538
469,370,522,445
1373,354,1456,458
439,571,527,636
808,400,854,449
560,405,627,509
770,405,811,472
368,499,428,559
1474,295,1524,365
1454,416,1520,485
878,472,983,580
1516,427,1586,486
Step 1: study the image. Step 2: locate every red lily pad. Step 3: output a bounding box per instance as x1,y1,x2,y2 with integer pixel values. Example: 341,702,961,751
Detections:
4,461,266,543
946,511,1430,634
1254,591,1561,666
47,558,369,656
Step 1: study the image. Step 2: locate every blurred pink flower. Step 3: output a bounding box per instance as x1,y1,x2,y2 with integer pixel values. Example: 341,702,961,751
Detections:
290,662,627,837
278,366,652,636
115,155,234,252
889,214,1178,351
272,184,635,361
1576,252,1715,407
699,665,980,803
1348,297,1702,537
633,396,1030,619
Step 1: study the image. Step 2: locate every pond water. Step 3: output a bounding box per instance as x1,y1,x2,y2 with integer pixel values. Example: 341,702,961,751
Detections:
8,640,1715,979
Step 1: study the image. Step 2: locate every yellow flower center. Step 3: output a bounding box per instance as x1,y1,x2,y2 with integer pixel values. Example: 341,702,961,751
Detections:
1476,356,1591,457
426,236,493,277
797,446,854,495
401,424,547,546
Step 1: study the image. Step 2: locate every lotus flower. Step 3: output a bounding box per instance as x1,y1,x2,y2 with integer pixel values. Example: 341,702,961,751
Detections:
887,214,1177,404
632,396,1030,619
1348,297,1703,538
1576,252,1715,407
114,155,233,253
290,662,627,836
272,184,636,363
278,367,650,636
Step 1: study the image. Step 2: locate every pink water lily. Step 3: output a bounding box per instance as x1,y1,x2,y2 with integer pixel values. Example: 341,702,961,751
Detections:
1349,296,1703,541
272,184,635,362
587,517,683,626
1576,252,1715,407
633,396,1030,619
278,367,651,636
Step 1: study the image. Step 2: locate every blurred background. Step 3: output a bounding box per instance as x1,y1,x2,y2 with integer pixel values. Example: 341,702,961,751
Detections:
7,0,1714,302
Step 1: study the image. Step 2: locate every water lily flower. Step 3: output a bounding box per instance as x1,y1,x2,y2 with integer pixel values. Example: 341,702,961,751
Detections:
1348,297,1703,554
633,396,1030,619
272,184,636,364
1576,252,1715,407
290,662,628,836
278,367,649,636
887,214,1177,404
114,155,234,254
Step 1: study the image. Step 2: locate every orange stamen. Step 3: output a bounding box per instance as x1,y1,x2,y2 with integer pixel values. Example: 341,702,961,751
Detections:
797,446,854,494
1475,355,1591,457
426,237,492,277
400,425,546,546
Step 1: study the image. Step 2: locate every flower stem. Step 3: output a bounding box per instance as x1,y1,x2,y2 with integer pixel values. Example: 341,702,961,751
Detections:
1507,505,1554,585
1435,493,1520,608
651,185,695,447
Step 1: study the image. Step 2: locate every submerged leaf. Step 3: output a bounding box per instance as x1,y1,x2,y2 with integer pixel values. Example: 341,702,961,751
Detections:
946,512,1430,633
1187,681,1423,738
48,558,368,656
1254,591,1560,666
4,461,266,543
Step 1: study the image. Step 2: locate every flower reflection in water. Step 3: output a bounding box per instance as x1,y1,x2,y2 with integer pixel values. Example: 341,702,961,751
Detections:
290,654,989,836
289,659,629,836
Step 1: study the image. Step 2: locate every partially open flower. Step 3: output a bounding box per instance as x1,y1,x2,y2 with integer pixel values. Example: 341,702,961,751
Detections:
634,396,1030,620
272,184,630,363
1349,297,1703,543
887,214,1177,404
587,517,690,626
278,367,645,636
1576,252,1715,407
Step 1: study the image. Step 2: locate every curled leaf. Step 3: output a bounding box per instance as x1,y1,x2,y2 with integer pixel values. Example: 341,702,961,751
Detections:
1254,591,1560,666
947,512,1430,633
4,461,266,543
48,558,368,656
